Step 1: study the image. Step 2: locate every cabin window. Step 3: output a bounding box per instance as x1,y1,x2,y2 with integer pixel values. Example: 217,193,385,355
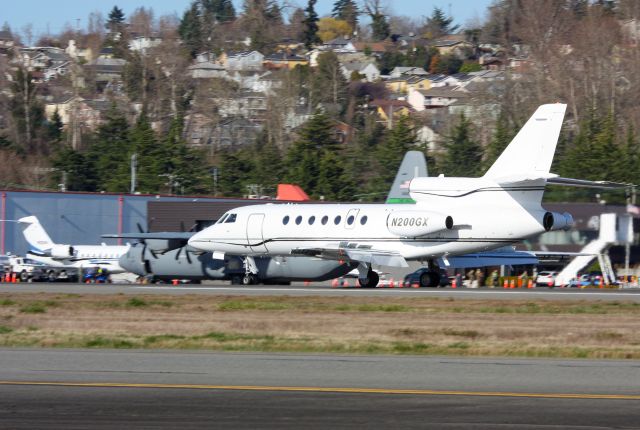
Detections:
308,216,316,225
295,215,303,225
347,215,355,225
360,215,368,225
225,214,237,223
334,215,342,225
321,216,328,225
283,215,290,225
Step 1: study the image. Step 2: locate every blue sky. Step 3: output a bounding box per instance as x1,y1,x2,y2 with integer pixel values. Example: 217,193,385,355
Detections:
4,0,493,37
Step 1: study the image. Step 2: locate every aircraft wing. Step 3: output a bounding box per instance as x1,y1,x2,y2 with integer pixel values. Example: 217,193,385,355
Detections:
102,232,194,240
439,250,538,269
291,246,409,268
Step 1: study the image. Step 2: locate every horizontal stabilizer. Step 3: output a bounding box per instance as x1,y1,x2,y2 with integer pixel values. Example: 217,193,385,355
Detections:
546,177,631,189
102,232,194,240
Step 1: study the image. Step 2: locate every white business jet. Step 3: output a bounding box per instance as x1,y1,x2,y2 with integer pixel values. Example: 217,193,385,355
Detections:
18,216,129,273
188,104,603,287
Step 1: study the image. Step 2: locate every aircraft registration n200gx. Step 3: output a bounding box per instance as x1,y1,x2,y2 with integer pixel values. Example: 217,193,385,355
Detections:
188,104,584,288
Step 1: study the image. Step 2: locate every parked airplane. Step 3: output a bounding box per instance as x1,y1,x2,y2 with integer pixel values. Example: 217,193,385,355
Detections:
188,104,599,287
111,154,429,284
18,215,129,273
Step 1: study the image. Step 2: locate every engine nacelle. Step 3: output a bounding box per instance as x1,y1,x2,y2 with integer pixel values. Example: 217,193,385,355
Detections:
50,244,74,258
543,211,574,232
387,210,454,237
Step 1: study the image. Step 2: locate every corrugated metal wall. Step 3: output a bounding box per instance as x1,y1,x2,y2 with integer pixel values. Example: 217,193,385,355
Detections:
0,191,221,255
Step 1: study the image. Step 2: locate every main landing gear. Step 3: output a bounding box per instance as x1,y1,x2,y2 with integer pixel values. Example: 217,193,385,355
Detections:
357,263,379,288
418,260,442,288
242,256,259,285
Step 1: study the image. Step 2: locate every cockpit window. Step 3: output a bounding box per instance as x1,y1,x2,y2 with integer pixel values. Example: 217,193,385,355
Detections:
217,214,228,224
225,214,237,223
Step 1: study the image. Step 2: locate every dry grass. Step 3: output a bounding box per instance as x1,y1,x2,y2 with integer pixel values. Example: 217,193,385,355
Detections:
0,293,639,359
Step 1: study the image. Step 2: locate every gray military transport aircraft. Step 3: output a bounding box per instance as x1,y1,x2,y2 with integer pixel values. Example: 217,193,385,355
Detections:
108,151,429,284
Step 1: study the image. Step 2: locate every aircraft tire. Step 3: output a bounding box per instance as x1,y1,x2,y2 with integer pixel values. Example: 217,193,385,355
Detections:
20,271,29,282
358,271,379,288
242,274,257,285
419,272,440,288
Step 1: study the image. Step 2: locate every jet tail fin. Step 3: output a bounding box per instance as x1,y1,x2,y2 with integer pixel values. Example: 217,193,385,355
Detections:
386,151,428,203
17,216,55,252
484,104,567,183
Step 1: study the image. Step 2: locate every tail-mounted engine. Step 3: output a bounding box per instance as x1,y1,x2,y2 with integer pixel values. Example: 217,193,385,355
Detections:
387,210,454,237
543,211,574,231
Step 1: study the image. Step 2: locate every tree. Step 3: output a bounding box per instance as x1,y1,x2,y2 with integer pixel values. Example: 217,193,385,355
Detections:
284,111,337,196
364,0,390,41
202,0,236,22
368,115,415,195
318,17,352,42
422,7,459,39
440,114,483,177
332,0,359,31
302,0,322,49
311,52,348,115
46,109,64,143
51,145,98,192
126,114,162,193
9,68,44,152
483,110,514,171
179,1,203,57
158,117,213,194
106,6,126,32
88,104,131,191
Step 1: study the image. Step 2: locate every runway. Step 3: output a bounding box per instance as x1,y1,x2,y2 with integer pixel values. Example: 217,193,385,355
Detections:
1,281,640,301
0,349,639,429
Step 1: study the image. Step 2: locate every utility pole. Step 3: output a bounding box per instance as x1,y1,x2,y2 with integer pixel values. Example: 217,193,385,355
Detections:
130,153,137,194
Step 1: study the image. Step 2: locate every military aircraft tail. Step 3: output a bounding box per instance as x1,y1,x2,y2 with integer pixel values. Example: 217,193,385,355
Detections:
386,151,428,204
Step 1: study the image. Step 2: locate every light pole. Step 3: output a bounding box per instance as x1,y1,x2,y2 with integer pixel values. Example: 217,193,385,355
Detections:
130,153,137,194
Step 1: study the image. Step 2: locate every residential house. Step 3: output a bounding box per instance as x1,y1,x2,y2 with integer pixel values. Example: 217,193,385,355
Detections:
185,115,261,151
18,47,73,81
407,86,468,111
367,99,412,129
352,41,392,57
85,57,127,90
389,66,428,78
431,36,474,58
384,73,439,94
322,37,356,53
263,52,308,70
219,51,264,72
340,61,380,82
66,40,94,63
216,90,268,123
45,95,111,138
129,33,163,52
188,61,227,79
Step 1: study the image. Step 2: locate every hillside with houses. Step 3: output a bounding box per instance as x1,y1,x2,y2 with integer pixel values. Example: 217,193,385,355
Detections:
0,0,640,200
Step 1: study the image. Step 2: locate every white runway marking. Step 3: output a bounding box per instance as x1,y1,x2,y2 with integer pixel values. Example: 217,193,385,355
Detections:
132,286,640,297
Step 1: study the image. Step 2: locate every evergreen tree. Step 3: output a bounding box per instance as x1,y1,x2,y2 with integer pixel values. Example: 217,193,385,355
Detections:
621,127,640,185
46,109,64,143
316,149,355,200
106,6,126,32
251,132,284,191
332,0,358,31
179,1,204,57
159,118,213,194
88,104,131,191
126,114,162,193
423,7,459,38
440,114,483,177
218,149,253,196
51,145,98,192
483,110,514,171
9,68,44,151
284,111,337,196
302,0,321,49
368,116,415,196
202,0,236,22
370,13,390,41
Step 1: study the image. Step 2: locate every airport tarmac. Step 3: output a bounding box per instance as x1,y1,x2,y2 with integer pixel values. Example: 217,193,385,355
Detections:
1,282,640,301
0,349,638,429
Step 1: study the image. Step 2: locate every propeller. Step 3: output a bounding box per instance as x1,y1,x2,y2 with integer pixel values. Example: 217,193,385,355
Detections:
136,222,159,260
174,246,193,264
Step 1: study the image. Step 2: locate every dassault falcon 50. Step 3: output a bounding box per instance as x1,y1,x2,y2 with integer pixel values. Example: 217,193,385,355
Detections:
189,104,624,288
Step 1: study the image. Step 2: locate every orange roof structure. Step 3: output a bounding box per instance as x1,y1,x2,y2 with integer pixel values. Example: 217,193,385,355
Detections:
276,184,310,201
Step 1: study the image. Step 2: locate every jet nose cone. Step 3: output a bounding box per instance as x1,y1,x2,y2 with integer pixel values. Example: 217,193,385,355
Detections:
187,229,211,251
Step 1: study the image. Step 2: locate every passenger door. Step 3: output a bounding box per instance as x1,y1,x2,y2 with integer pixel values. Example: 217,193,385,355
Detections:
246,213,268,253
